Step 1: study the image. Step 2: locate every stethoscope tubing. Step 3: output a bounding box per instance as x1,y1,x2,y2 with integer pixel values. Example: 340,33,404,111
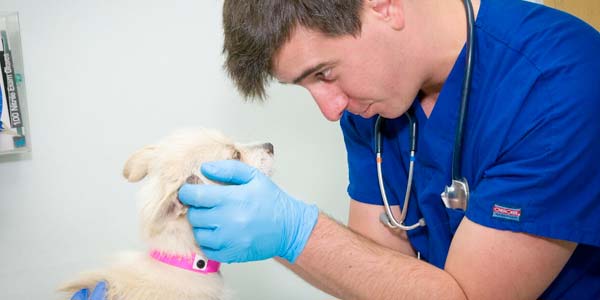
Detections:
376,0,475,230
453,0,475,181
376,114,426,230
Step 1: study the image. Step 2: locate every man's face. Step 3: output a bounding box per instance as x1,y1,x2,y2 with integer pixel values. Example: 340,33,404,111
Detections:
272,9,425,121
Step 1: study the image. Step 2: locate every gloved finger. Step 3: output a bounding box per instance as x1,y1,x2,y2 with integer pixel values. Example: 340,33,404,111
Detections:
90,281,107,300
187,207,223,228
201,160,257,185
193,227,225,250
178,183,234,208
71,288,88,300
200,246,231,263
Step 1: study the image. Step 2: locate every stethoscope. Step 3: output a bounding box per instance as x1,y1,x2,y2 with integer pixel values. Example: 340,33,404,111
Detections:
378,0,475,230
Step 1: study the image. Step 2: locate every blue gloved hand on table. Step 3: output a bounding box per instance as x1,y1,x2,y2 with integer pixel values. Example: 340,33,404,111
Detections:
71,282,107,300
178,160,319,264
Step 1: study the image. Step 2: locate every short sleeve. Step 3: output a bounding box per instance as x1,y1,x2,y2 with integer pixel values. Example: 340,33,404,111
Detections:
340,113,382,204
466,57,600,247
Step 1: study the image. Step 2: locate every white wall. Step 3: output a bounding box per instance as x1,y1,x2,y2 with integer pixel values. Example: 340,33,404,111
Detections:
0,1,349,299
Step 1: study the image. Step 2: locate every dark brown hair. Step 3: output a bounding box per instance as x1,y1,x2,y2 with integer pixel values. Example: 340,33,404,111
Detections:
222,0,364,100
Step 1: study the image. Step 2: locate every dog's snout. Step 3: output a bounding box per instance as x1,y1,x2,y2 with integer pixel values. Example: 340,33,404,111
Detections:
263,143,274,155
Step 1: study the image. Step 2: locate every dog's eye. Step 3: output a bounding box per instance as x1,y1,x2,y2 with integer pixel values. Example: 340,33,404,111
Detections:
232,150,241,160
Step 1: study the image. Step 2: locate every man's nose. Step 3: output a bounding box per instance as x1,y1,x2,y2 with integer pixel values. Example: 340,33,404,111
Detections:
309,86,348,122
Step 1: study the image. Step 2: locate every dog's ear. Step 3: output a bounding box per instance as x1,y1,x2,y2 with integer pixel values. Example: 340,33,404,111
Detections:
157,174,204,223
185,174,203,184
164,174,204,218
123,145,157,182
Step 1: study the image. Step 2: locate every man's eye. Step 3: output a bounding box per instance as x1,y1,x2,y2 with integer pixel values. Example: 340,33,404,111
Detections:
316,69,333,81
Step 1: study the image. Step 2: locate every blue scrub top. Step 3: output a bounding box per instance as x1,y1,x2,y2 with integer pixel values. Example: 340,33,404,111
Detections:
340,0,600,298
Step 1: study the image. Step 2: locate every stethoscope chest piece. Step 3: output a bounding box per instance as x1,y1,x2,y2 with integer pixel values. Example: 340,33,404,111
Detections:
441,178,470,211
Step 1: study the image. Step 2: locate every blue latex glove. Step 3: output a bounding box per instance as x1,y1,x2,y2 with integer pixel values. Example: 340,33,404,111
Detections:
178,160,319,264
71,282,107,300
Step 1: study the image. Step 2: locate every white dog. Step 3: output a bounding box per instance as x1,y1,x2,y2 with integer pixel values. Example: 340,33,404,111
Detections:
60,128,274,300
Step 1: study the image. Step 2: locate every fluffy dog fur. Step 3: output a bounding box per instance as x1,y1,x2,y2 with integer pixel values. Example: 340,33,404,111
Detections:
59,128,274,300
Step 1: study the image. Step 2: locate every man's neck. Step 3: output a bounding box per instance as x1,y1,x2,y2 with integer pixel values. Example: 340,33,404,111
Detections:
415,0,481,118
420,92,439,118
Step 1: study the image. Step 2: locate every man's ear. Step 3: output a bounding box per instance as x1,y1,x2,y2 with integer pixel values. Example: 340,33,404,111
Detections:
367,0,405,30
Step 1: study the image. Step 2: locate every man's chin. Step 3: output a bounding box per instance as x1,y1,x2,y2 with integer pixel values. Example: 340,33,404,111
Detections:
359,111,377,119
372,111,406,120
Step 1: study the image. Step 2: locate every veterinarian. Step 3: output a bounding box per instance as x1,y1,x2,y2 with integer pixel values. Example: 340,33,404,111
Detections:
73,0,600,299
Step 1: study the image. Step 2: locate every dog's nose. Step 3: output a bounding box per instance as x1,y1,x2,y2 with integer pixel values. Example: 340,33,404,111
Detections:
263,143,274,155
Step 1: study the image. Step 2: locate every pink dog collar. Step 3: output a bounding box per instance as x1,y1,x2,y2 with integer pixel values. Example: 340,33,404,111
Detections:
150,250,221,274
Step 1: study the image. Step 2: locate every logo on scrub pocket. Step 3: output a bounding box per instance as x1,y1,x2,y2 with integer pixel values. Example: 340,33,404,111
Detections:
492,204,521,222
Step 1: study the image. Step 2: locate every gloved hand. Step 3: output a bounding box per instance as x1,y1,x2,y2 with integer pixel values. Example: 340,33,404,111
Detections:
178,160,319,264
71,282,107,300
